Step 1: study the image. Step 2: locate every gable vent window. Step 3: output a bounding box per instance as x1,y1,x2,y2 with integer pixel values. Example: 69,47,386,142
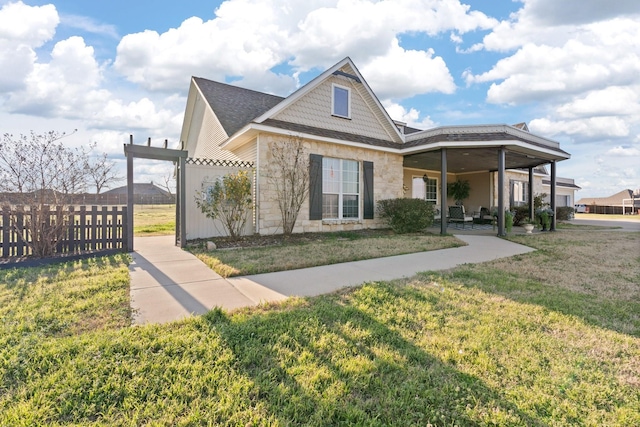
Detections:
332,84,351,119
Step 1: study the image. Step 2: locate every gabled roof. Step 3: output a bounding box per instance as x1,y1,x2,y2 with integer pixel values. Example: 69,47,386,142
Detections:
192,77,284,137
103,183,170,196
577,189,638,206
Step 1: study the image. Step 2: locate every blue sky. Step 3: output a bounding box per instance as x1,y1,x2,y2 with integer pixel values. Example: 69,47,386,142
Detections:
1,0,639,198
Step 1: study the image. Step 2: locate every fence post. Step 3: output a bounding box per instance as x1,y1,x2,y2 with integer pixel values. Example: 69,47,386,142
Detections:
121,206,128,251
1,206,9,258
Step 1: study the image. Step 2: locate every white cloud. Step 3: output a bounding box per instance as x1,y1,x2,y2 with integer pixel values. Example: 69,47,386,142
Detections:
556,86,640,119
90,97,183,137
6,36,109,117
523,0,640,26
383,101,437,130
605,146,640,157
462,1,640,147
113,0,494,96
0,1,59,92
60,13,119,39
529,116,630,139
0,1,58,45
361,40,456,100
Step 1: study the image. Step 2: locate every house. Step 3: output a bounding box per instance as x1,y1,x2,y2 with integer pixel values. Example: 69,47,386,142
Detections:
100,182,174,205
576,189,640,215
179,57,573,239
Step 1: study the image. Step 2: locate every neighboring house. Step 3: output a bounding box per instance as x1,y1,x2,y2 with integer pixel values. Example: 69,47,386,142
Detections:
179,57,572,238
101,183,174,205
576,189,640,215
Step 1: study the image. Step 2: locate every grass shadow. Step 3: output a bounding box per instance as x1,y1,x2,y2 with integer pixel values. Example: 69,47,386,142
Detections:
204,284,547,426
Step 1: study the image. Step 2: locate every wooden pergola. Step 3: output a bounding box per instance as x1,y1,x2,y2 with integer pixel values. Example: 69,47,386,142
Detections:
123,136,188,251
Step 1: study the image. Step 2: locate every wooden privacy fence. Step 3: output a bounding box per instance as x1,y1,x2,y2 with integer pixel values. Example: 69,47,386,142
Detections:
1,205,128,258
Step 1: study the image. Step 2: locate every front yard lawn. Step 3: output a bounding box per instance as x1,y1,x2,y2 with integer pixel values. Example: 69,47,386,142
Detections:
189,229,464,276
0,229,638,425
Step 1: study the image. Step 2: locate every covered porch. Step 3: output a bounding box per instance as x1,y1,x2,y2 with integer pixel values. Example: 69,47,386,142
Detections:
399,124,571,236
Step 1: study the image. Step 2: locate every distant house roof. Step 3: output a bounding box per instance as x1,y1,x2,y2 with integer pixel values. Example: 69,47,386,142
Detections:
512,122,530,132
576,189,639,206
103,183,171,197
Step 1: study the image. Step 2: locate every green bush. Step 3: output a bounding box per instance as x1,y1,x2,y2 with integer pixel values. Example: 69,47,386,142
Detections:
505,210,514,233
377,198,434,233
556,206,575,221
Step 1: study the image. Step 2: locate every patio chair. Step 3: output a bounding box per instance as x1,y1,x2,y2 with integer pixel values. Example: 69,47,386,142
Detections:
472,206,492,224
448,205,474,229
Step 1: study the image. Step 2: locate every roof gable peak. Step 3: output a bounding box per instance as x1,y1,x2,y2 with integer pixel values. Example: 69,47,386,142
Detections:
254,57,404,142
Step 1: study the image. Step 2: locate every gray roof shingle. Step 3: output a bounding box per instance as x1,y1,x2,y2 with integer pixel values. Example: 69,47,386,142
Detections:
193,77,284,136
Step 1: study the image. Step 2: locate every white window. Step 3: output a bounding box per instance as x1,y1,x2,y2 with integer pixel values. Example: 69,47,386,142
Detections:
412,176,438,204
322,157,359,219
332,84,350,118
510,180,528,207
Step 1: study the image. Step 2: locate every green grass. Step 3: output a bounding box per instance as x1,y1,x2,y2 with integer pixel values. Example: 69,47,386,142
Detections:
133,204,175,236
1,230,639,425
191,232,464,277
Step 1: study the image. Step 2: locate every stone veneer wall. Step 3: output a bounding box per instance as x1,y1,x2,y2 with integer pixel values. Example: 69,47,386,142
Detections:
256,134,403,235
492,170,545,209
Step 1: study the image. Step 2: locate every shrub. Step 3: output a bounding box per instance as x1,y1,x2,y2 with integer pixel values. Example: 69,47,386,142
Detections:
377,198,434,234
195,170,253,239
556,206,575,221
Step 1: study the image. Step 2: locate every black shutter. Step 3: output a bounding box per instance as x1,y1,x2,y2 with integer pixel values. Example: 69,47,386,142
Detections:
363,161,374,219
309,154,323,220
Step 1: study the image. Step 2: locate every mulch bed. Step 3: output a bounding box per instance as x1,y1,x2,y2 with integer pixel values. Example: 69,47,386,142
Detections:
188,228,397,249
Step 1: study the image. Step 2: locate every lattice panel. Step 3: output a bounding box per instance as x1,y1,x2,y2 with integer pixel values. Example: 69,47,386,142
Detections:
187,158,254,168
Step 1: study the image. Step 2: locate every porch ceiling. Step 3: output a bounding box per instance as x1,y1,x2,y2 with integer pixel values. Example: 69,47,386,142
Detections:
403,147,555,174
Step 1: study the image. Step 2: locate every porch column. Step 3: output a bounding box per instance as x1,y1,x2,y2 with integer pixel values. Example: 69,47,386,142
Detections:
528,166,534,221
550,160,557,231
178,156,187,247
440,148,447,235
126,137,134,252
497,147,506,236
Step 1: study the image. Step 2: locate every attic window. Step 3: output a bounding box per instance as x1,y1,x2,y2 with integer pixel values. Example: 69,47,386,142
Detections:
332,84,350,119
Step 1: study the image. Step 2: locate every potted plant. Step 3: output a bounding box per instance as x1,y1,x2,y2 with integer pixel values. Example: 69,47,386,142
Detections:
522,217,535,234
447,180,470,206
505,210,514,233
538,209,551,231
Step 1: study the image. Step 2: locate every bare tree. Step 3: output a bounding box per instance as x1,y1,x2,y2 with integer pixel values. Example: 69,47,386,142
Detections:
265,135,310,235
160,172,175,197
0,131,90,256
86,151,122,194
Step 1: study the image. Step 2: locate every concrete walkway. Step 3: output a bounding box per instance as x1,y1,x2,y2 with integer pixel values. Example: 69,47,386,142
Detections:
129,234,535,324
